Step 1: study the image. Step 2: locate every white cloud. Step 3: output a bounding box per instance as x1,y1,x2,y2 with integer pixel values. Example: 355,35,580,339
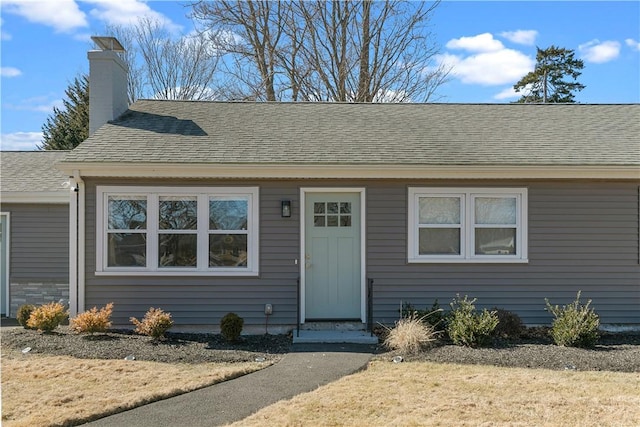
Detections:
4,96,63,113
499,30,538,46
0,132,43,151
578,40,621,63
0,17,12,40
625,38,640,51
437,48,534,86
2,0,87,33
1,67,21,77
493,87,520,101
84,0,182,33
446,33,504,53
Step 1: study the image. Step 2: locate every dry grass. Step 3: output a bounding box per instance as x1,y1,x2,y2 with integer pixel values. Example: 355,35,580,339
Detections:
383,315,437,354
1,352,267,427
231,361,640,427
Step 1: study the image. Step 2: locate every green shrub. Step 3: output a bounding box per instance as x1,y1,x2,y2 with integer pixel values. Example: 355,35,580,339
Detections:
17,304,36,329
545,291,599,348
384,313,438,354
400,300,446,331
70,302,114,334
446,295,498,347
220,312,244,342
130,307,174,340
492,308,524,339
26,302,68,332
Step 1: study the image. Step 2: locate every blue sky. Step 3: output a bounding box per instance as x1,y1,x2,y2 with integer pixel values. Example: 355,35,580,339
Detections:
1,1,639,151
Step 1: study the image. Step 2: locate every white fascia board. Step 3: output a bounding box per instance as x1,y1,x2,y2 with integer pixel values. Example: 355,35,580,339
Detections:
0,191,70,204
56,162,640,180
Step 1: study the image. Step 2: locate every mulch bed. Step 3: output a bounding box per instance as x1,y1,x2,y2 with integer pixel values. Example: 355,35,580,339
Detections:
3,325,639,372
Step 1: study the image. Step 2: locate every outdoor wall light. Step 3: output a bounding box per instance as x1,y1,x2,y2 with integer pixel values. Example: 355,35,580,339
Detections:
281,200,292,218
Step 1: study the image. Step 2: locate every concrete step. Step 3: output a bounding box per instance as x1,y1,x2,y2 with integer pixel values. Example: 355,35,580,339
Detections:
293,329,379,344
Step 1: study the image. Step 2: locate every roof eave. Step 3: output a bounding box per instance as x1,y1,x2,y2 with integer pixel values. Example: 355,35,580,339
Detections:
0,191,70,204
56,162,640,180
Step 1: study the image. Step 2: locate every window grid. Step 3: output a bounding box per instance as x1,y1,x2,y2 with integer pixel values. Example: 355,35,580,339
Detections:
408,188,528,263
97,187,259,276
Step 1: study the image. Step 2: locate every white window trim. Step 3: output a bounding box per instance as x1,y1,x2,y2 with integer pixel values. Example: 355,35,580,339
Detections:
408,187,528,263
96,186,259,276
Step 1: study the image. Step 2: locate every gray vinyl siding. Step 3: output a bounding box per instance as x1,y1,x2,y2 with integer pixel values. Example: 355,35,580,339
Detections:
368,181,640,326
82,179,640,329
83,179,301,329
3,203,69,282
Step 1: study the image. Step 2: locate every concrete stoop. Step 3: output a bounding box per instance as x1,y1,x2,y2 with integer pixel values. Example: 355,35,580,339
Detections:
293,329,379,344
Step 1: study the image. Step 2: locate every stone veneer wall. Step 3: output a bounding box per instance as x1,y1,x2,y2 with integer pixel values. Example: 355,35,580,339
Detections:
9,282,69,317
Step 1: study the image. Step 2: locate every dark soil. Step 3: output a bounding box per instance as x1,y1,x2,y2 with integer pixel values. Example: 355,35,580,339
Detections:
1,326,291,364
375,328,640,373
2,325,639,372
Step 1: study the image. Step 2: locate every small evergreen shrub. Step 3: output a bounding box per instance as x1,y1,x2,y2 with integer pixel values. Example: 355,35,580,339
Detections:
492,308,524,339
26,302,68,332
384,313,438,354
220,312,244,342
70,302,114,334
130,307,174,340
400,300,446,331
545,291,600,348
17,304,36,329
446,295,498,347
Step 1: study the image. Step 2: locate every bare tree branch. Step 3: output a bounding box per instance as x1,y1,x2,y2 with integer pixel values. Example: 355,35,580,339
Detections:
191,0,448,102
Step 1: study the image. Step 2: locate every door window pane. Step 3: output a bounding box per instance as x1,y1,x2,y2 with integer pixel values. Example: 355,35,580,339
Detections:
475,197,516,224
340,215,352,227
475,228,516,255
209,234,248,267
419,197,460,224
313,201,352,227
419,228,460,255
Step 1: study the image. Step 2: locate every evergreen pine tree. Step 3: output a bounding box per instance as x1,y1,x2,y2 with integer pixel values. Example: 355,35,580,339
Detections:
40,74,89,150
513,45,585,103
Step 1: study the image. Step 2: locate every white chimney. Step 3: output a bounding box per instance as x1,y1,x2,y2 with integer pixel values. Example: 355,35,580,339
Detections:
88,36,128,136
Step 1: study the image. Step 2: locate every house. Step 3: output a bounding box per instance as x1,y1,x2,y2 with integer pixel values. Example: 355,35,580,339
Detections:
56,39,639,333
0,150,71,317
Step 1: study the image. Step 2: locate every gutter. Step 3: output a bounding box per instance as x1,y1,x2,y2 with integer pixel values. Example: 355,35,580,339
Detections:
69,171,85,316
56,162,640,180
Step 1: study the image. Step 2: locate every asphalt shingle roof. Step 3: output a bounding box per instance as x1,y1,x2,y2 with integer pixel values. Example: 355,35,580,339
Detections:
1,151,70,193
62,101,639,167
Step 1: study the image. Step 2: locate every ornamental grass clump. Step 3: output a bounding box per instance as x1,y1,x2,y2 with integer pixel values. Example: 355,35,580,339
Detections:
446,295,498,347
130,307,174,340
545,291,600,348
26,302,68,332
70,302,114,335
384,313,438,354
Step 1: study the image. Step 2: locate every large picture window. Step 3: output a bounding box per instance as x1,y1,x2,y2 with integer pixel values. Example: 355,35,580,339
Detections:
97,187,259,275
408,188,528,263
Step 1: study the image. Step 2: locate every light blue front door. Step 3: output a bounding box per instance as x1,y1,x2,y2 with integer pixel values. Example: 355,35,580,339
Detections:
304,192,361,320
0,215,8,316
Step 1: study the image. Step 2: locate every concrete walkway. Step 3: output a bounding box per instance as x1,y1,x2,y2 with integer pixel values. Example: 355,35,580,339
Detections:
83,343,376,427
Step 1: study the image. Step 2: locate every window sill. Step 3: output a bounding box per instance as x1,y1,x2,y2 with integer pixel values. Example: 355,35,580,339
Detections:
95,270,260,277
408,257,529,264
